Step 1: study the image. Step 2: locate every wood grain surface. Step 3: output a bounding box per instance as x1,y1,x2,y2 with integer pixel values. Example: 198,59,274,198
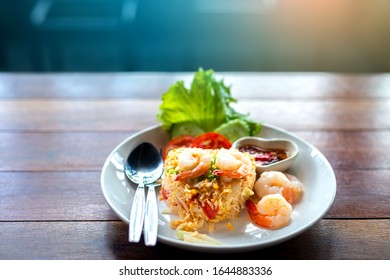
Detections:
0,72,389,259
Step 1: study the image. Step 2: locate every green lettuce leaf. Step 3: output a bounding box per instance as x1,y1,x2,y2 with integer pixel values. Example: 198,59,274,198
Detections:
157,68,261,138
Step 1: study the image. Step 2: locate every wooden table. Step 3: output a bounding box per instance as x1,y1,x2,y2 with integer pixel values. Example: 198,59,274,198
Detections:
0,72,389,260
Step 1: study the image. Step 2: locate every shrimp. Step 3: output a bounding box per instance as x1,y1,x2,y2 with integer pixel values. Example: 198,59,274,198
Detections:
213,148,253,178
284,173,304,204
254,171,303,204
246,194,292,229
176,148,212,181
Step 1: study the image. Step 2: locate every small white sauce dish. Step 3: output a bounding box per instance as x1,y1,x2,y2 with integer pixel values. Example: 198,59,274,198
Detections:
232,136,299,173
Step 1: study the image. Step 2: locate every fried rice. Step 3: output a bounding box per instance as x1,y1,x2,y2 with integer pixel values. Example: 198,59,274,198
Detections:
160,147,256,232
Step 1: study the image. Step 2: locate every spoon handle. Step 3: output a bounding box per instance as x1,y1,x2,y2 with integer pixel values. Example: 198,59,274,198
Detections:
144,186,158,246
128,179,145,243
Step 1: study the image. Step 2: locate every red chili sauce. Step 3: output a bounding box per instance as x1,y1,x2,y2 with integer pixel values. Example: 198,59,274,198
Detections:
238,145,288,166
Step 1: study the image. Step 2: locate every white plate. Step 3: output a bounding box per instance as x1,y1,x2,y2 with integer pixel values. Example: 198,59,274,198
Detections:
101,123,336,253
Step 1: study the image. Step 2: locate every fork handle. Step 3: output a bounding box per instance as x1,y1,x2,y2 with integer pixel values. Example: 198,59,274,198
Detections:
144,186,158,246
128,180,145,242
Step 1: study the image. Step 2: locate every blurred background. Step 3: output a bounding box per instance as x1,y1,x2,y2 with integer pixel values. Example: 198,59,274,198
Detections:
1,0,389,72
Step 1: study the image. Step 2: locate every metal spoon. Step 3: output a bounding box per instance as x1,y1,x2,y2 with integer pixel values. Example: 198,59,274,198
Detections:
124,142,163,245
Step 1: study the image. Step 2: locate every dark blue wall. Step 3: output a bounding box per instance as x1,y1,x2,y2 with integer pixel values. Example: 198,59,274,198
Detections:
1,0,390,72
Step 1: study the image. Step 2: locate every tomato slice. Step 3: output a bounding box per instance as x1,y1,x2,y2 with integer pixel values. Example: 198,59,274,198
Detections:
162,135,195,160
160,186,169,200
162,132,231,160
191,132,232,149
202,202,219,220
